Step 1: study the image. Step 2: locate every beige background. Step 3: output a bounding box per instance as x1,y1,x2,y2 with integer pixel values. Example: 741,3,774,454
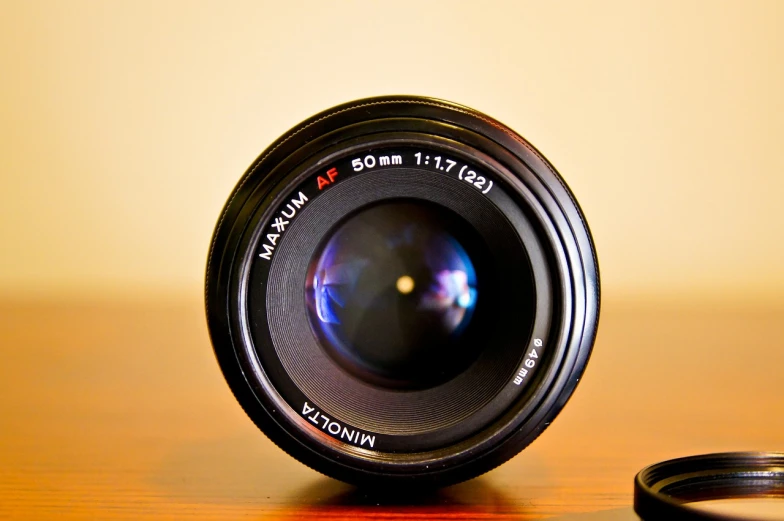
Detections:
1,0,782,302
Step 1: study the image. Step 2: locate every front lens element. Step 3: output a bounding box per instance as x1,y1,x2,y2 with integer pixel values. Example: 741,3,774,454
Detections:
306,200,481,389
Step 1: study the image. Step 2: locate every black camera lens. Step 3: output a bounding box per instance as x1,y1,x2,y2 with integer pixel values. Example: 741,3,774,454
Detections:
205,96,600,487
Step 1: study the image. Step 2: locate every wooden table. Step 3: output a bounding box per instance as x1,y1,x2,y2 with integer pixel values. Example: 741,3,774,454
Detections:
1,298,781,519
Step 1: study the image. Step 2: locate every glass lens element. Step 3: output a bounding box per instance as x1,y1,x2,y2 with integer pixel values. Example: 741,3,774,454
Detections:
306,200,481,389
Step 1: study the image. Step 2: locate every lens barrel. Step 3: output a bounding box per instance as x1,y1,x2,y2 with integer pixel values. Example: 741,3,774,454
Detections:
205,96,600,487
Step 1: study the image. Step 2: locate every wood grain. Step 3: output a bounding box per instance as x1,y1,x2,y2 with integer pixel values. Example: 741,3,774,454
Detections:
0,298,781,520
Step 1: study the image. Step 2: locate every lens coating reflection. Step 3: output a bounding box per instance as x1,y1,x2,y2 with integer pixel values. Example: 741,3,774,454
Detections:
306,200,482,389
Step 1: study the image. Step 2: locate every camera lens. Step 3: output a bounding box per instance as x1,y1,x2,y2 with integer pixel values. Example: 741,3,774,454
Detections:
205,96,600,487
306,200,482,389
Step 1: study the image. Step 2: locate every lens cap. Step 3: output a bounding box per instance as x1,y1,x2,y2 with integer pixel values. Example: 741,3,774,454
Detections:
634,452,784,520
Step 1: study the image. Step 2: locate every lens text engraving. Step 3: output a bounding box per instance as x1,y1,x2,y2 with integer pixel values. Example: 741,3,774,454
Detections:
301,402,376,448
258,147,496,263
414,152,494,194
351,154,402,171
514,338,542,385
258,191,309,261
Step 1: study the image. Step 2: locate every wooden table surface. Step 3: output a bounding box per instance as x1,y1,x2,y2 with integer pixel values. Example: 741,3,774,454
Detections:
0,297,782,520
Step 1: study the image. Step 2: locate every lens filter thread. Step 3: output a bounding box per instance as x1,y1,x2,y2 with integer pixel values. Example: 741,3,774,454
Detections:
635,452,784,520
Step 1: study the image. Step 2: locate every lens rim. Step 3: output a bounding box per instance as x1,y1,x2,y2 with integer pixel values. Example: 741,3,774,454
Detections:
634,452,784,521
205,96,600,487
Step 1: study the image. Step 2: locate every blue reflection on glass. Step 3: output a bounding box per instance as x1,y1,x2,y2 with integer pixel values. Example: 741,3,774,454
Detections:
309,217,478,356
